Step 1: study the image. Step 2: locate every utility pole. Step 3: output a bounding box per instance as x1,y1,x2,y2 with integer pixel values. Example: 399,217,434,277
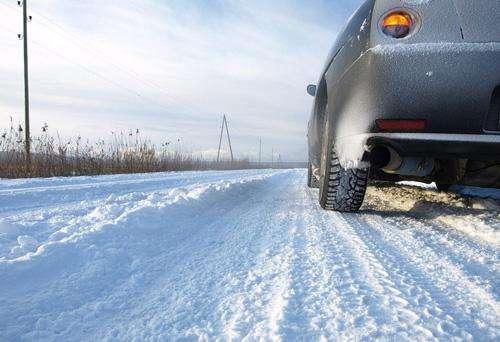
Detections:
21,0,31,164
258,138,262,166
216,114,234,163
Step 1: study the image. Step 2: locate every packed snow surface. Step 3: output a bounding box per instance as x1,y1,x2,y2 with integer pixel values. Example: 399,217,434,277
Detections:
0,169,499,340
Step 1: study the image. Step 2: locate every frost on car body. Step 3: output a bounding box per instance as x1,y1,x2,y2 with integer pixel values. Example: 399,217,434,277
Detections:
306,0,500,212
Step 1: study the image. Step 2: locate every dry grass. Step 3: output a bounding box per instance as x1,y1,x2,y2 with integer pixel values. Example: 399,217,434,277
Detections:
0,120,252,179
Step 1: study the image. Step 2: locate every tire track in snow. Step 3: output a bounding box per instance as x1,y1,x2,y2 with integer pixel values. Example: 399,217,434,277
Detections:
279,186,347,339
366,185,499,252
364,186,499,299
220,237,294,340
351,213,499,339
294,200,379,339
216,174,304,340
365,185,499,248
338,212,477,339
282,185,439,340
363,211,499,300
280,191,339,340
433,215,500,247
321,211,441,340
85,170,298,340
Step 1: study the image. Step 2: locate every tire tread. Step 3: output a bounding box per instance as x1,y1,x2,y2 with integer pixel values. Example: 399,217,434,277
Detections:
320,148,368,212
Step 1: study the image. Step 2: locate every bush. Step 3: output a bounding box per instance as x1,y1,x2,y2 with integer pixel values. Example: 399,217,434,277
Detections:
0,121,252,179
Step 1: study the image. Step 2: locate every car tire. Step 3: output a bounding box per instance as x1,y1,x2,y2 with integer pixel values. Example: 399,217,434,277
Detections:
307,162,320,188
318,118,368,212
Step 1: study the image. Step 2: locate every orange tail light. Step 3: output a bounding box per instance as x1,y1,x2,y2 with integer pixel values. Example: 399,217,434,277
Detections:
381,11,413,38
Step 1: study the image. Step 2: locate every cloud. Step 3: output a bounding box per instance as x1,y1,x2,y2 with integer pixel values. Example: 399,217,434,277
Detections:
0,0,363,162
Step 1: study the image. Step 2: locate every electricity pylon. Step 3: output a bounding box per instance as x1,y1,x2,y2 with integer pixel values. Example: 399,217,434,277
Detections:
216,114,234,163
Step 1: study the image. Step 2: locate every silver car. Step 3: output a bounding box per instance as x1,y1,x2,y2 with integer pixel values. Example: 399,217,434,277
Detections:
307,0,500,212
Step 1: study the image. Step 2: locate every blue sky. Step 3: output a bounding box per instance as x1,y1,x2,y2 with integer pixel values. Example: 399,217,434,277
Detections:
0,0,363,161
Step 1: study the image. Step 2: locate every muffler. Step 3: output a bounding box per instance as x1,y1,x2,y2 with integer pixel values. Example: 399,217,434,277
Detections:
370,146,435,177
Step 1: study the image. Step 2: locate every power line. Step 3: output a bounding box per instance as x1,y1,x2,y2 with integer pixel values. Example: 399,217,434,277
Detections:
0,26,176,114
28,38,178,113
29,39,143,98
0,0,175,101
0,0,17,11
0,0,20,34
0,23,18,35
0,1,131,96
0,25,177,116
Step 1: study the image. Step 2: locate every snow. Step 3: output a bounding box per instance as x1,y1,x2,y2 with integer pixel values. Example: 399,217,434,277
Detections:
359,18,368,33
371,42,500,55
0,169,498,340
405,0,434,4
398,180,437,189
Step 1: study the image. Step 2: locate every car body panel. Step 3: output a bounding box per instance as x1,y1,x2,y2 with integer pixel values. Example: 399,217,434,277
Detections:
308,0,375,169
319,0,375,78
451,0,500,43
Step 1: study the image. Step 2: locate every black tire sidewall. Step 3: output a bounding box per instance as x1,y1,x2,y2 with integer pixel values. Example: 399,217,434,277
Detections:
307,162,313,187
317,114,369,212
319,116,334,207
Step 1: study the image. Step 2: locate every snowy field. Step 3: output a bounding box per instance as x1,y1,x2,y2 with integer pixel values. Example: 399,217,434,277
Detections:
0,169,499,340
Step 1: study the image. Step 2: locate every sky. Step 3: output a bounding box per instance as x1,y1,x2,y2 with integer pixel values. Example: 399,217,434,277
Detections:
0,0,363,162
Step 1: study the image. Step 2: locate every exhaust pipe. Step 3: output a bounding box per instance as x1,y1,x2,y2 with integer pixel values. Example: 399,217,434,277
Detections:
370,146,434,177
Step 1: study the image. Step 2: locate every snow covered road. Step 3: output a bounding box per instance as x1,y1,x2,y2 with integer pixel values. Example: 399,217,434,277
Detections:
0,169,498,340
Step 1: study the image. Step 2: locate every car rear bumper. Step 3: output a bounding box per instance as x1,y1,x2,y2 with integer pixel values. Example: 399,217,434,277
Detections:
330,42,500,138
328,42,500,168
334,132,500,169
366,133,500,159
369,42,500,133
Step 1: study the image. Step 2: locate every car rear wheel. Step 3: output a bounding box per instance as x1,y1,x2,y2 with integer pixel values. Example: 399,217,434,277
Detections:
307,162,320,188
318,118,369,212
